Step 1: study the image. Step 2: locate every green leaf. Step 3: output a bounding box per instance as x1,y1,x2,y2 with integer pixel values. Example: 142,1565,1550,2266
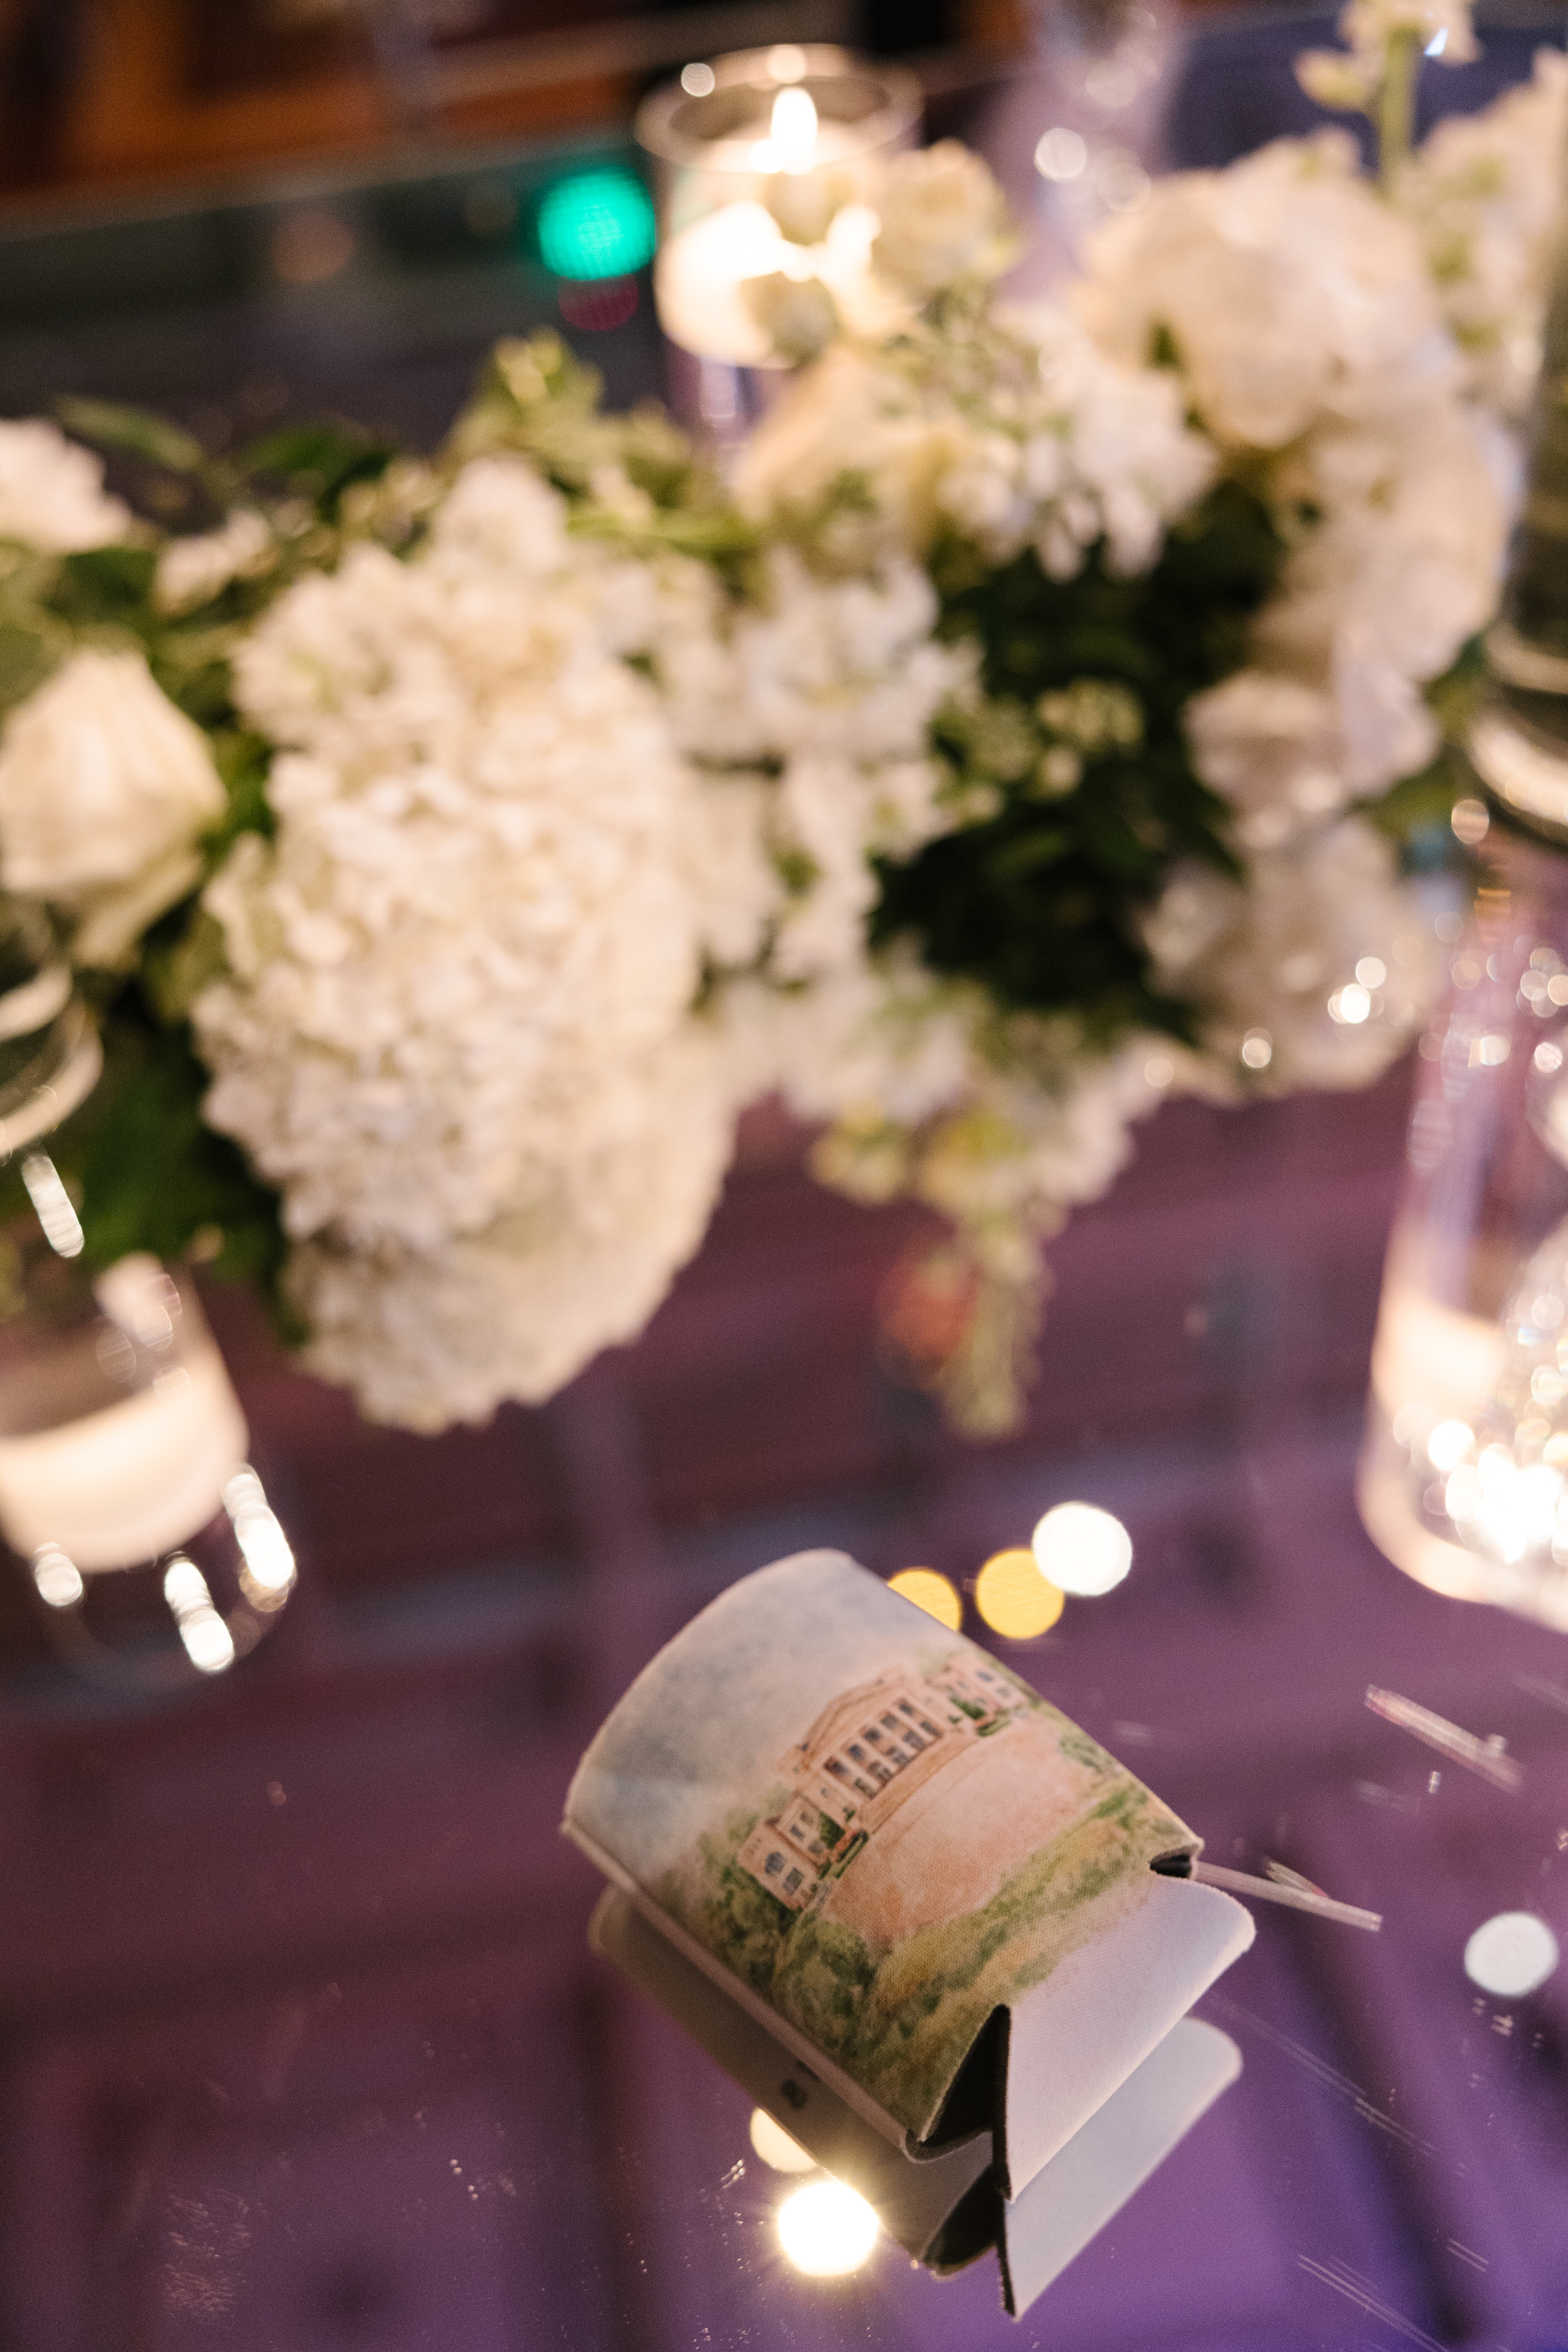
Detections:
75,1016,287,1291
238,421,398,517
48,543,159,626
56,396,206,475
0,624,56,708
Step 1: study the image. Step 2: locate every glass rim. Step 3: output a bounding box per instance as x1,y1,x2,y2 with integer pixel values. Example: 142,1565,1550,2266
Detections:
633,44,922,173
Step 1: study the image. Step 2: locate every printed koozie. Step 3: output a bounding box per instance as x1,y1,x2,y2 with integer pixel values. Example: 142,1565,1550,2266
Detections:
563,1549,1253,2217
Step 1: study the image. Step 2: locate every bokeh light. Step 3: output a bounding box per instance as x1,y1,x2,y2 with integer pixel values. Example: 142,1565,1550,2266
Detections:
777,2178,879,2275
1463,1910,1560,1996
1035,126,1087,181
974,1547,1064,1639
32,1543,83,1608
888,1567,963,1629
1031,1502,1132,1597
536,171,656,282
749,2108,816,2172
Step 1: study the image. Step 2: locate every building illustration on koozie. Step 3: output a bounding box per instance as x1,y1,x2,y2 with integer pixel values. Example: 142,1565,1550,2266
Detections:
736,1656,1031,1910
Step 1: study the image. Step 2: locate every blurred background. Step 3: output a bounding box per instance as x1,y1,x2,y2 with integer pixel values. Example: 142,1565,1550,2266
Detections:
5,6,1568,2349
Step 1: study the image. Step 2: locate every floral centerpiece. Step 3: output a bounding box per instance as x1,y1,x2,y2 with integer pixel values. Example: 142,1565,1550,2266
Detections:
0,0,1558,1434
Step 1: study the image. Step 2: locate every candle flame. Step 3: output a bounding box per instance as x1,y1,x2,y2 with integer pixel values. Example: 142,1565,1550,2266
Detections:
752,86,818,175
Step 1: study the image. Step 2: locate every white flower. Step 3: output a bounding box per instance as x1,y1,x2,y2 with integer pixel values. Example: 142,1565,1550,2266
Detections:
0,648,225,964
1396,48,1568,415
722,958,974,1130
1078,135,1447,449
652,549,970,987
155,509,275,613
872,142,1011,298
1186,672,1350,847
742,270,842,363
201,454,742,1427
0,421,130,550
1144,817,1439,1091
286,1028,732,1430
1254,394,1506,789
734,302,1213,578
1080,128,1508,823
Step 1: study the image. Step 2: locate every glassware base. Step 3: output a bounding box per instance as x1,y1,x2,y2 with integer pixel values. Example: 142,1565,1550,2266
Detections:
1359,1400,1568,1631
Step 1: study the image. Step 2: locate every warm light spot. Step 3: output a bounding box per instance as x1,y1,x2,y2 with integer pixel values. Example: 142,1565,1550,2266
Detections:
680,60,716,95
1464,1910,1559,1996
1144,1051,1174,1088
888,1567,963,1630
1035,127,1088,181
756,85,818,173
1477,1033,1511,1067
777,2178,879,2275
1536,1041,1564,1074
1329,983,1372,1025
225,1467,296,1606
1240,1028,1273,1070
750,2108,816,2172
1427,1419,1474,1472
767,43,808,80
1355,956,1387,988
21,1154,83,1258
975,1547,1065,1638
271,209,355,286
1451,796,1490,846
1031,1502,1132,1597
32,1544,82,1608
164,1556,236,1675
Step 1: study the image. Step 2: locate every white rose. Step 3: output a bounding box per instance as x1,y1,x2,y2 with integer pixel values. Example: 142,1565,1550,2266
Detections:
0,649,226,964
0,421,130,551
873,141,1010,298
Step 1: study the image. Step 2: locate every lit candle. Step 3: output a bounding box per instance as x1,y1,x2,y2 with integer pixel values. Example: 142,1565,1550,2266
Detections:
0,1255,249,1572
637,44,920,369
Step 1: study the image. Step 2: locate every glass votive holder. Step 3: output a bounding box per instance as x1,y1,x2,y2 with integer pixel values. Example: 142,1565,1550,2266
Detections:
0,1245,296,1685
634,41,921,386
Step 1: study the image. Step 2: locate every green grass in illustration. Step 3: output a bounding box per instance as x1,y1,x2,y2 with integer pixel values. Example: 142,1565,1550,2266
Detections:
660,1718,1188,2136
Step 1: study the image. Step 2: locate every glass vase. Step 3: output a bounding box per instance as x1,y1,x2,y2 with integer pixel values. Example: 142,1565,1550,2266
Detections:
1358,177,1568,1625
0,1240,295,1681
1360,832,1568,1625
0,891,294,1681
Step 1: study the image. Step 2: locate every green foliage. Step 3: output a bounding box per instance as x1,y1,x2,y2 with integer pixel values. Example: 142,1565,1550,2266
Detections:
65,1009,286,1294
56,397,207,477
238,420,399,522
454,330,757,570
678,1803,795,1994
871,481,1281,1044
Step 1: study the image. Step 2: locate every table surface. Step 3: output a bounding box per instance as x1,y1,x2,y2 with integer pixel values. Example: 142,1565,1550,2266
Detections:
4,19,1568,2352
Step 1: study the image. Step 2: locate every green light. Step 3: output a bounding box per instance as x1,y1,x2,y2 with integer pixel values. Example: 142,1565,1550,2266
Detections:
536,171,656,283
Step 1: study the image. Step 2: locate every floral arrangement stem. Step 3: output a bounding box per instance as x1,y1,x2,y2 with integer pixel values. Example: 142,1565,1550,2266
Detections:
1378,27,1423,183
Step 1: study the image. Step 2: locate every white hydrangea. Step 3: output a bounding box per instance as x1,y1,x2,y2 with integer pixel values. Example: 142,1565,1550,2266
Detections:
734,303,1215,580
199,453,740,1426
1395,47,1568,416
0,420,130,551
1144,816,1439,1091
286,1028,732,1431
